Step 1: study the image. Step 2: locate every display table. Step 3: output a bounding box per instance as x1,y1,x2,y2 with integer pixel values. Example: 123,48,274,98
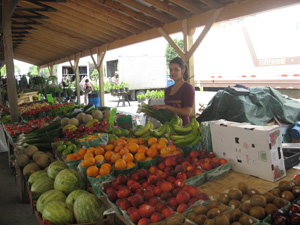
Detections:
111,92,130,107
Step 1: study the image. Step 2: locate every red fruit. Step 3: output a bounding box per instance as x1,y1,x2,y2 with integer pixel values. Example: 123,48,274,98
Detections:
181,161,190,167
149,166,158,174
127,207,139,215
154,186,162,196
129,181,141,193
117,188,130,199
204,158,211,164
167,197,178,209
137,169,149,179
112,180,118,188
139,178,147,185
160,181,173,192
150,212,163,223
211,161,220,169
139,204,155,218
107,190,118,202
198,192,209,201
155,202,167,213
116,174,128,185
166,176,176,183
138,218,151,225
176,172,187,181
131,172,139,181
105,186,115,195
218,158,228,165
190,150,200,158
130,210,141,224
158,162,165,171
188,198,198,207
155,170,163,177
136,189,145,196
143,190,155,201
182,185,190,193
207,152,216,158
142,182,149,189
165,158,176,167
186,171,196,179
195,161,203,167
147,175,158,185
156,179,164,187
202,163,212,171
172,188,182,197
175,165,186,174
188,186,199,198
116,199,122,206
195,168,204,175
199,150,207,159
161,208,174,218
177,204,188,213
187,165,196,172
146,185,156,191
176,190,191,204
211,157,219,163
174,179,185,188
127,179,135,186
102,183,111,193
160,172,169,180
176,157,184,164
160,191,172,201
164,167,172,172
119,199,131,210
130,194,144,208
149,196,161,206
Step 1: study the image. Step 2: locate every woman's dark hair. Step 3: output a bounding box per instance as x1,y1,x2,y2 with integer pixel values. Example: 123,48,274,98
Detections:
85,79,89,83
170,57,188,81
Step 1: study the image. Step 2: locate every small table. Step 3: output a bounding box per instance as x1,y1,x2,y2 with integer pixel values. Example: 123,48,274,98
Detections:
112,92,131,107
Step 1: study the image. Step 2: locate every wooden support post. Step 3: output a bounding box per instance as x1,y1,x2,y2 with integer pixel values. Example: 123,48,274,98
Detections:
0,67,2,105
3,0,19,122
47,62,54,76
89,44,108,107
69,53,81,104
37,66,41,76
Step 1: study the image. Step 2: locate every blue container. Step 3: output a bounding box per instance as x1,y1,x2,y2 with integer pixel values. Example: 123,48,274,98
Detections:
291,122,300,139
88,93,101,108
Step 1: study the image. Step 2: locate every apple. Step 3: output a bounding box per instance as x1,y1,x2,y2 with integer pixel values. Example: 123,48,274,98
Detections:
207,152,216,158
218,158,228,165
289,204,300,215
202,163,212,171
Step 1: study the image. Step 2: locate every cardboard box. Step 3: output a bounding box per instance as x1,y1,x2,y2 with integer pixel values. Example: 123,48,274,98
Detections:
211,120,286,182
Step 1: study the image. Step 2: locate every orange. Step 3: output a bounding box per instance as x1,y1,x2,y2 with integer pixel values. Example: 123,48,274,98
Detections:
78,148,87,156
168,144,177,151
104,151,114,161
148,137,157,146
134,152,146,162
122,153,134,163
114,139,127,147
156,143,166,150
99,165,111,176
95,155,105,163
160,147,172,156
119,148,130,156
101,163,112,170
118,136,127,140
66,154,76,161
87,148,95,155
94,147,105,155
110,153,121,163
146,148,158,158
77,154,84,160
114,145,123,153
172,150,180,155
115,159,127,170
84,152,94,159
126,162,136,169
127,138,138,144
86,166,99,177
81,161,87,167
105,144,114,152
158,137,168,144
137,145,148,153
108,139,115,145
126,143,139,154
137,137,146,145
145,157,153,161
83,157,96,167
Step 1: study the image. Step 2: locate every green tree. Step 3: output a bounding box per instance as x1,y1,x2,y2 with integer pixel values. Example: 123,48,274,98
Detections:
29,65,38,75
165,38,184,66
90,69,99,81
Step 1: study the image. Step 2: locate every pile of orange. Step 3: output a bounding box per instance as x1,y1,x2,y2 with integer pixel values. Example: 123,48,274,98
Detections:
86,163,112,178
79,133,103,142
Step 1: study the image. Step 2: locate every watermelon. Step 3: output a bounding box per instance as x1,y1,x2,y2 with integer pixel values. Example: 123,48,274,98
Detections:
65,189,89,209
47,161,68,179
73,193,104,223
31,177,54,200
54,169,85,194
28,170,48,184
42,201,74,225
37,190,66,213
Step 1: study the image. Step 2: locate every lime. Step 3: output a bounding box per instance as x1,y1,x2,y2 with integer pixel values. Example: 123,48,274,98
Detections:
64,141,72,146
57,145,67,152
81,134,88,139
55,141,64,147
75,139,81,145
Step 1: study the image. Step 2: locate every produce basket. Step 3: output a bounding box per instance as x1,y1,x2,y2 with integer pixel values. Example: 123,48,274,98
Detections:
136,156,159,169
114,164,138,176
64,158,81,171
87,170,114,197
185,171,206,186
80,133,108,148
182,142,201,157
159,148,183,162
101,191,123,216
205,162,231,181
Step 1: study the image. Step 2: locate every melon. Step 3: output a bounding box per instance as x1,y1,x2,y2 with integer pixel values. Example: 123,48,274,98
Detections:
25,145,38,158
16,154,29,167
65,189,89,209
42,201,74,225
31,177,54,200
103,110,111,119
60,117,69,127
82,114,93,124
33,151,45,162
45,152,54,159
47,161,68,179
36,154,51,169
37,190,67,213
92,110,103,120
54,169,85,194
76,112,86,123
68,118,79,126
23,162,40,176
28,170,48,185
74,193,104,223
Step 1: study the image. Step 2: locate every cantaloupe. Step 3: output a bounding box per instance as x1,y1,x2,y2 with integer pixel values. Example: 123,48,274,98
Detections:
25,146,39,158
82,114,93,124
76,112,86,123
33,151,45,162
23,162,40,176
103,110,111,119
16,154,30,167
61,117,70,127
92,110,103,120
45,152,54,159
36,154,51,169
68,118,79,126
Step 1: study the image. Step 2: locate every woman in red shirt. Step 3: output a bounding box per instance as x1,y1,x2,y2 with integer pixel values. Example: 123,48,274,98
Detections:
152,57,195,126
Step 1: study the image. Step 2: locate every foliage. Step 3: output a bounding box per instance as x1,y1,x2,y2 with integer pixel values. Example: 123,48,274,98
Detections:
165,38,184,66
104,81,112,92
90,69,99,81
143,90,164,99
93,84,100,92
119,81,129,89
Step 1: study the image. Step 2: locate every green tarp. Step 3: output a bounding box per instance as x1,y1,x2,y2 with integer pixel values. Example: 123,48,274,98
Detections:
197,87,300,126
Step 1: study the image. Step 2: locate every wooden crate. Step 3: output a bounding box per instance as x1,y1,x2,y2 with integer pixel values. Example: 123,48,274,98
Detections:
15,165,29,203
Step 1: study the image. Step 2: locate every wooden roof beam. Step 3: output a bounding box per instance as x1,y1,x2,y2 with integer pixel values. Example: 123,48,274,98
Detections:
118,0,174,24
14,6,56,12
92,0,162,28
12,12,49,19
168,0,205,14
198,0,224,9
25,0,66,2
12,20,42,25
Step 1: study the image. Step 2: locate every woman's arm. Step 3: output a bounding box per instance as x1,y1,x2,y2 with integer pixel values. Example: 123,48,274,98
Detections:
151,104,192,117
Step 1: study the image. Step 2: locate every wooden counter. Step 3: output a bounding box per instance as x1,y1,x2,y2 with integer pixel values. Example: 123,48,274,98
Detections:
198,168,300,199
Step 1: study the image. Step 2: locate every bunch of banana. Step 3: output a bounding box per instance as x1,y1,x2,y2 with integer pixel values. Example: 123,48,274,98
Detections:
62,124,77,132
133,120,154,140
85,119,99,128
149,123,171,138
170,118,201,147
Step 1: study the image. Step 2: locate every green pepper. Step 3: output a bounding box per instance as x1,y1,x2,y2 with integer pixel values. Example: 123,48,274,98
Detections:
62,148,72,156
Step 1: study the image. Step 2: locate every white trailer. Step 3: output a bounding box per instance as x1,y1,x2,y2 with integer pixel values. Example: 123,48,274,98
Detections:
106,56,167,100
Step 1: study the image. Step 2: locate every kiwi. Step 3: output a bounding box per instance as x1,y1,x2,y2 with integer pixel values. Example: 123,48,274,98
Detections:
273,197,288,208
221,212,232,223
281,190,295,202
239,202,252,214
161,221,168,225
207,208,221,219
231,223,242,225
238,182,248,194
239,214,255,225
229,208,243,222
278,180,293,191
291,180,299,187
216,214,230,225
203,219,217,225
166,217,180,225
249,206,266,220
219,193,230,205
174,214,185,224
270,188,282,197
263,192,275,203
228,188,243,200
292,186,300,197
193,214,207,225
207,200,220,210
194,205,207,215
241,194,251,203
217,204,229,213
250,195,267,207
228,199,241,209
264,203,278,216
247,188,261,197
187,212,196,221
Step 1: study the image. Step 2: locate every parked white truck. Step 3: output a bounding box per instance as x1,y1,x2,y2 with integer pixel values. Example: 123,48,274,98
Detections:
105,56,167,100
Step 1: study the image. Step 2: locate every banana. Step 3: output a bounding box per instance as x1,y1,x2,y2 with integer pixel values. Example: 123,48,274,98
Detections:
164,125,170,138
190,118,200,128
156,124,166,132
177,117,183,126
149,121,154,129
189,134,201,145
141,131,151,138
170,130,196,141
150,124,167,137
174,131,198,147
173,124,193,134
142,135,151,141
63,124,76,132
85,119,99,128
134,120,151,136
69,126,77,131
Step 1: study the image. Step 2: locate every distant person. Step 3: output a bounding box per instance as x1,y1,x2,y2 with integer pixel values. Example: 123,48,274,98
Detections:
83,79,93,105
151,57,195,126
